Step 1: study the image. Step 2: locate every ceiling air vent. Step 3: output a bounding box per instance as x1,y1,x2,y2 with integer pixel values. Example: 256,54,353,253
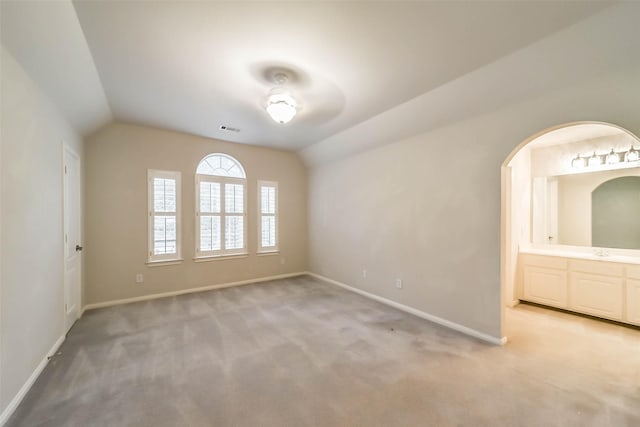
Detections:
219,125,240,133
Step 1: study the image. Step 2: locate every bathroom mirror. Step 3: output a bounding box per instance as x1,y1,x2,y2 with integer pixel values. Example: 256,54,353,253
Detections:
532,167,640,249
592,176,640,249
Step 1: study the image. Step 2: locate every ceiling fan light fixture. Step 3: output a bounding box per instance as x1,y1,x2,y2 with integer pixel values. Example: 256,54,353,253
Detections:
265,72,298,124
266,90,297,124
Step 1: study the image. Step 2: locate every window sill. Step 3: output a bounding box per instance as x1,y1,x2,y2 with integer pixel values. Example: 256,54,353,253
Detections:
256,250,279,256
146,259,184,267
193,254,249,263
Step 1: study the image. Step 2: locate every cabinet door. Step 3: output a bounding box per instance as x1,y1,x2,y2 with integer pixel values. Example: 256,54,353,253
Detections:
626,279,640,326
523,266,567,308
569,273,623,321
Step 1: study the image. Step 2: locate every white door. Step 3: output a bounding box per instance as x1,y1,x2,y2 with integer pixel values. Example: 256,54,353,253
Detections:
64,146,82,333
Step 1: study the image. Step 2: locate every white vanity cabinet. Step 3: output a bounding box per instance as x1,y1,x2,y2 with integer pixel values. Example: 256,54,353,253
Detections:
522,255,568,308
569,259,624,321
518,251,640,326
626,266,640,325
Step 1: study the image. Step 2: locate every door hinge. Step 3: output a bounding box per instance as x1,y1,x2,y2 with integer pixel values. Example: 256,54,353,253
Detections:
64,165,67,174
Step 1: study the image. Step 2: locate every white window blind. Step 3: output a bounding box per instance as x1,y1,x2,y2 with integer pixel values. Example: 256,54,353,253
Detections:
224,183,244,250
196,154,247,257
148,170,181,262
199,181,221,251
258,181,278,252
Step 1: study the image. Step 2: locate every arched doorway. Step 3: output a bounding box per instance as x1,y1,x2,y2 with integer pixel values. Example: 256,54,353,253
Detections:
500,121,640,339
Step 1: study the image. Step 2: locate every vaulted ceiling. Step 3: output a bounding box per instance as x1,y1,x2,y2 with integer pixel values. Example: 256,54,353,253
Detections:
0,1,624,153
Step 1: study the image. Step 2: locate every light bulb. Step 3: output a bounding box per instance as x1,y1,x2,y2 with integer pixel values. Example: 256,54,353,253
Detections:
626,145,640,162
606,148,620,164
588,152,602,167
571,155,585,168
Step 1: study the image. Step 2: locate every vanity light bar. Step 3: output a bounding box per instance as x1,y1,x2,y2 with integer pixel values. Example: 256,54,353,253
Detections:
571,145,640,168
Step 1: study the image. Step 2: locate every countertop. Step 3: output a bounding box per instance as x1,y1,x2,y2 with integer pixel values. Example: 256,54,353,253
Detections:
520,246,640,265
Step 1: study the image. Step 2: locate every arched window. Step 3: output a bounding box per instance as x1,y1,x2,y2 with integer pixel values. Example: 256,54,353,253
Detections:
196,153,246,178
195,154,247,257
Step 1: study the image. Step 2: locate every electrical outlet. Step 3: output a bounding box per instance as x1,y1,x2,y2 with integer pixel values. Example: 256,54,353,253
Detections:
395,278,403,289
136,274,144,284
362,269,367,278
280,258,286,265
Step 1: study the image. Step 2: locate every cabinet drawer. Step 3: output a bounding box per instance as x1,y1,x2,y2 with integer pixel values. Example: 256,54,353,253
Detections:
627,265,640,280
570,259,623,277
523,266,568,308
626,279,640,326
569,272,623,321
520,254,567,270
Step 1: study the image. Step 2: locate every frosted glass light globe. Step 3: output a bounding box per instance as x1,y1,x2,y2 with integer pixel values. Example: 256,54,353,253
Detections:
266,92,297,124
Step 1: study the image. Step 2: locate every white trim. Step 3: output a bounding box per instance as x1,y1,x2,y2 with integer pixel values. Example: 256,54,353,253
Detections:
82,272,305,311
146,259,184,267
307,272,508,346
256,251,280,256
193,254,248,262
0,335,65,426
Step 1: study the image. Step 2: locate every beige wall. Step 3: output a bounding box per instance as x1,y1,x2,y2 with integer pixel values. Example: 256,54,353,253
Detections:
0,46,83,417
84,123,307,305
308,64,640,340
309,120,505,339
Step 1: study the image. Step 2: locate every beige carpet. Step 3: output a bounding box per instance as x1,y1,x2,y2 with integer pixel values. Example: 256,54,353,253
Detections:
7,275,640,426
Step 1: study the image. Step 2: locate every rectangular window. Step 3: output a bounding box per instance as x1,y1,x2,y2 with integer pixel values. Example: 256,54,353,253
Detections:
148,170,181,263
258,181,278,253
199,181,221,251
196,176,247,257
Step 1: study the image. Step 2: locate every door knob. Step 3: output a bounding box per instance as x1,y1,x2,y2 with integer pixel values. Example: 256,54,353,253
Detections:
75,245,83,252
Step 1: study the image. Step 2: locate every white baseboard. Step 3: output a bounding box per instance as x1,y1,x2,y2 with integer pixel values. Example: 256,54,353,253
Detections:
0,335,65,426
307,272,507,346
82,272,306,312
